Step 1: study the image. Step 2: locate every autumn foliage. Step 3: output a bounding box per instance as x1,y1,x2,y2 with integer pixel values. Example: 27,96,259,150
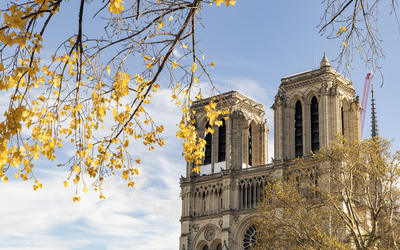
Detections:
0,0,234,200
255,137,400,249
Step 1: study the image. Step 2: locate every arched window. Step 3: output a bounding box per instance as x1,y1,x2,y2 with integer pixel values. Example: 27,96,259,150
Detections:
218,119,226,162
341,106,345,136
216,243,222,250
311,97,319,152
248,125,252,166
295,101,303,157
204,123,212,165
243,225,257,250
202,245,209,250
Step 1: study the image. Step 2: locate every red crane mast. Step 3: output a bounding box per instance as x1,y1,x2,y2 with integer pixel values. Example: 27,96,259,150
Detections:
360,73,372,138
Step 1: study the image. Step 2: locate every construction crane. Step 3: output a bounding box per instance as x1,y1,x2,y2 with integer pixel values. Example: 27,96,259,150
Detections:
360,73,372,138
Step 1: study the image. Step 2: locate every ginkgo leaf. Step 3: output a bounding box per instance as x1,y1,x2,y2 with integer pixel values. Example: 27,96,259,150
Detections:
214,0,224,6
169,16,173,21
2,176,8,184
157,19,165,30
83,187,88,194
128,180,135,188
172,60,178,69
72,196,81,202
136,158,140,164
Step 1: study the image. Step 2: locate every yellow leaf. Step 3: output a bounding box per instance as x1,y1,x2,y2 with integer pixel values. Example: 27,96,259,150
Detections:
64,181,69,187
83,187,88,194
105,66,110,75
128,180,135,188
211,62,215,68
136,158,140,164
21,173,28,181
169,16,173,21
157,19,165,30
72,196,81,202
1,176,8,184
172,60,178,69
14,173,19,179
73,164,81,173
33,185,38,191
194,77,198,83
100,193,106,199
343,42,347,47
214,0,224,6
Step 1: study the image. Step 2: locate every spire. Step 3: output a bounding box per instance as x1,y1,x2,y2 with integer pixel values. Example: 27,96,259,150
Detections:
320,52,330,67
371,83,378,138
196,88,204,100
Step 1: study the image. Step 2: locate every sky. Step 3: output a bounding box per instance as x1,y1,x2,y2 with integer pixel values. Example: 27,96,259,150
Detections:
1,1,399,250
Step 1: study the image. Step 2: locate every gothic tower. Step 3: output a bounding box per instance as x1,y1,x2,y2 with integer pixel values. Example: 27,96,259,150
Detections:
272,53,361,163
179,54,361,250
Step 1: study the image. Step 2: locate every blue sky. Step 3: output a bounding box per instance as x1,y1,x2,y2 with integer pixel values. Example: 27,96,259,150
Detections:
1,1,399,250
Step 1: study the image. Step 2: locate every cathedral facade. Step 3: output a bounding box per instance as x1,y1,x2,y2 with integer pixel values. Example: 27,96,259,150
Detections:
179,54,361,250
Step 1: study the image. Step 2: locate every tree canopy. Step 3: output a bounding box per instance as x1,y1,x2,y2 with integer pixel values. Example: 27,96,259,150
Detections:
255,137,400,250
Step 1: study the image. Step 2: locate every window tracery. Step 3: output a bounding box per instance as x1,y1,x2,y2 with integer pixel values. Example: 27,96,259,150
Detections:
243,225,256,250
204,122,212,165
238,175,270,209
311,97,319,152
295,100,303,157
218,120,226,162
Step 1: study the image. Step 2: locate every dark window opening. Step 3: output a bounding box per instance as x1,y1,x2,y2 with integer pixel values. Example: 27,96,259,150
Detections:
216,243,222,250
295,101,303,157
204,123,212,165
311,97,319,152
341,106,345,136
203,246,209,250
218,120,226,162
248,125,252,166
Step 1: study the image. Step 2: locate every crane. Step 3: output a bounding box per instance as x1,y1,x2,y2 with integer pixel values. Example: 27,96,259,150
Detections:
360,73,372,138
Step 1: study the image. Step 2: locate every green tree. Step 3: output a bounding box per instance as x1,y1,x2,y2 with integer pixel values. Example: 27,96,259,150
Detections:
255,137,400,249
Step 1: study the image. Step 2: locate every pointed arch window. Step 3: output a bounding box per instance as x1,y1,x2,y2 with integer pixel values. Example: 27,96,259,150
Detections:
341,106,345,136
311,97,319,152
218,119,226,162
204,123,212,165
248,125,252,166
295,101,303,157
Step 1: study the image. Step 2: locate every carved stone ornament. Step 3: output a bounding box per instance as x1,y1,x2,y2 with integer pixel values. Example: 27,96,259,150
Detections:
193,223,200,232
218,220,223,229
204,227,216,241
234,215,240,224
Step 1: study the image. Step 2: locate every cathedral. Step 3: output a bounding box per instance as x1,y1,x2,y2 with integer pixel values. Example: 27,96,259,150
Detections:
179,54,361,250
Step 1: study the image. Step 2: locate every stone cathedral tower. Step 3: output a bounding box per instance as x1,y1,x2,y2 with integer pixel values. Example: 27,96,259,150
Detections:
179,54,361,250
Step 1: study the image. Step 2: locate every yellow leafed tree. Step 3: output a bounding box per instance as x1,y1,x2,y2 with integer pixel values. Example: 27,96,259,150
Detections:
0,0,235,200
254,137,400,249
